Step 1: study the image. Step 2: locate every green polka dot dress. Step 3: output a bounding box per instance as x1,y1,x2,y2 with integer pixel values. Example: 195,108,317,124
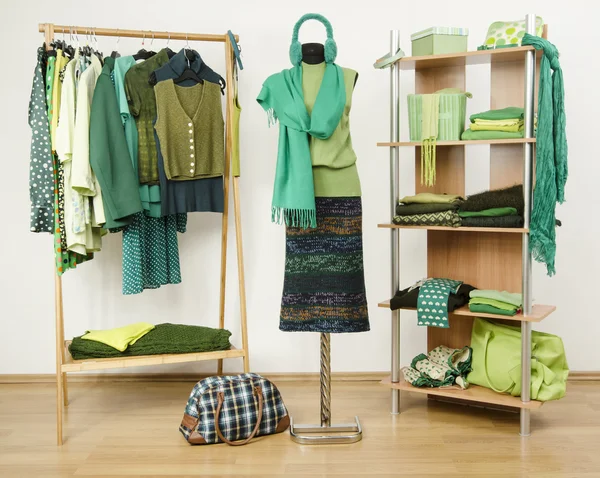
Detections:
29,48,54,233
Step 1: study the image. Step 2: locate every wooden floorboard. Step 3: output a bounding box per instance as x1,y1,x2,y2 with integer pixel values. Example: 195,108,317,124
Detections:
0,381,598,476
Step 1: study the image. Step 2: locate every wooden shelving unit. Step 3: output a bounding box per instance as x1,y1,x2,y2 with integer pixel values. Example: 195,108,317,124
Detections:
379,16,554,435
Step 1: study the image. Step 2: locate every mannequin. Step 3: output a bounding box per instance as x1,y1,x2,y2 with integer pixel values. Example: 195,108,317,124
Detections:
301,43,358,86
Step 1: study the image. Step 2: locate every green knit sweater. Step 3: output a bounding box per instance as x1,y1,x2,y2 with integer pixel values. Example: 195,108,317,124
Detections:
69,323,232,360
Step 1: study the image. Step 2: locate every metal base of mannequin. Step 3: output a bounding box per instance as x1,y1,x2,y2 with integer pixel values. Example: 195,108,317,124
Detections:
289,333,363,445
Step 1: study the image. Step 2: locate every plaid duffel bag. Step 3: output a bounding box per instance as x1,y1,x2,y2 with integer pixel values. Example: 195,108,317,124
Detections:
179,373,289,445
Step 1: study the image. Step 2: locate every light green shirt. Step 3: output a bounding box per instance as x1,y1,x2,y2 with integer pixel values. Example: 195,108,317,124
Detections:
302,62,361,197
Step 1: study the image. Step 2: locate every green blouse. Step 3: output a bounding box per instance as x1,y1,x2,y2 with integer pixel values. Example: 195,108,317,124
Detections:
154,80,224,181
124,49,170,185
302,62,361,197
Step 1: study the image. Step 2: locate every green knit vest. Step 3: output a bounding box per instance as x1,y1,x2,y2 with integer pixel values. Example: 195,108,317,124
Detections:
154,80,224,181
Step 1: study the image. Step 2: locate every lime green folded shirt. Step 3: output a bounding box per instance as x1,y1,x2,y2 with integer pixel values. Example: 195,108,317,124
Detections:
470,289,522,308
469,303,517,316
470,122,523,133
82,322,155,352
469,297,518,311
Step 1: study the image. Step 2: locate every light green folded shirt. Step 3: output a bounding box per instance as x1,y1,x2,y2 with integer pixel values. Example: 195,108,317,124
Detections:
470,106,524,122
82,322,155,352
461,129,525,141
470,290,522,308
471,122,523,133
473,118,523,127
459,207,517,218
469,297,518,311
399,193,463,205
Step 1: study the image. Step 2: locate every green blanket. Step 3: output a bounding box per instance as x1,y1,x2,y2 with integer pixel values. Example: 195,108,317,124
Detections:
461,129,524,140
470,106,524,122
469,303,517,317
393,210,461,227
461,216,524,228
395,202,459,216
69,323,232,360
459,207,517,218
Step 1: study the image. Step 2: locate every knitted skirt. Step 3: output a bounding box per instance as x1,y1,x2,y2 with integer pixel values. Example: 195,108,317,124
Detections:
280,197,370,333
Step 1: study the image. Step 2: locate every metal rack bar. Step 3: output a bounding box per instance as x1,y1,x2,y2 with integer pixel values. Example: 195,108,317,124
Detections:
389,29,401,415
520,12,537,437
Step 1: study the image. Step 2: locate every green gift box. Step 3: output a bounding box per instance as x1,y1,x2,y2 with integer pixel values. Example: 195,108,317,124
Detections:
411,26,469,56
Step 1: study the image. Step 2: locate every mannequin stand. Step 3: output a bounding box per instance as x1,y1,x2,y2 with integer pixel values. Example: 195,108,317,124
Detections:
290,333,362,444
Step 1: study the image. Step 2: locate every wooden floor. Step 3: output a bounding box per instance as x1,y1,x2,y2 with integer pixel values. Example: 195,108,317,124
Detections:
0,380,599,477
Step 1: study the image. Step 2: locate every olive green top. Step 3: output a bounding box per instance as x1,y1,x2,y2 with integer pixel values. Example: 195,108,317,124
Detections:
302,62,361,197
154,80,224,181
124,49,170,185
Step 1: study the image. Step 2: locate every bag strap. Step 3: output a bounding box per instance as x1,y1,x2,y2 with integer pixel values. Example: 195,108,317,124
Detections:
215,386,263,446
482,331,516,394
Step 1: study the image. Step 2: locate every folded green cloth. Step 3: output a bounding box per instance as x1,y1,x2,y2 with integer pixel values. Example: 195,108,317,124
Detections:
393,210,461,227
459,207,517,218
470,106,525,122
470,289,522,308
402,345,473,389
399,193,463,205
461,129,524,140
469,303,517,316
470,122,523,133
69,323,232,360
460,185,523,215
461,216,524,228
469,297,518,311
396,202,459,216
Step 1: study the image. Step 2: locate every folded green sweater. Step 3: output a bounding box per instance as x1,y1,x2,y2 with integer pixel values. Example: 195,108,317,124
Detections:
470,106,525,122
469,297,518,311
461,216,524,228
69,323,232,360
470,290,522,308
469,303,517,317
461,129,524,141
459,207,517,218
396,202,459,216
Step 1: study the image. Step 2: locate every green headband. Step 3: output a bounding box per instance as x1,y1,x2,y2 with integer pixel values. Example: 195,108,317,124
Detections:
289,13,337,66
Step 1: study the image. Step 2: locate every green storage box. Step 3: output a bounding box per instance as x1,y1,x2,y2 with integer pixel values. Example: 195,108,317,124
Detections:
408,90,471,142
411,27,469,56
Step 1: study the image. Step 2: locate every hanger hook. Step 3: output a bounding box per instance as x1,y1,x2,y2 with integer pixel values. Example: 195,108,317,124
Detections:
142,31,145,47
166,32,170,47
116,28,120,47
150,31,154,47
185,33,190,49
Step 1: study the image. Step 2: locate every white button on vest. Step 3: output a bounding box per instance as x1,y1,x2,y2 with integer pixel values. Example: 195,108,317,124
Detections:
190,162,195,166
190,169,194,173
190,154,194,158
189,130,193,134
189,138,193,143
188,122,192,127
190,146,193,150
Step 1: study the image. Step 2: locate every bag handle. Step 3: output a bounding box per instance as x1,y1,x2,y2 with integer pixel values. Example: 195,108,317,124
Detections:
215,386,263,446
482,331,516,394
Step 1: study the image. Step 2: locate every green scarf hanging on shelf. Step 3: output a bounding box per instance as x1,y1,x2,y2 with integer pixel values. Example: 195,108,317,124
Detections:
522,34,568,276
256,13,346,229
420,94,439,187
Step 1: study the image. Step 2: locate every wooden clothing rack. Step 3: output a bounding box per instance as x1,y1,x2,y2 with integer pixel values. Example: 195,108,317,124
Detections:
39,23,249,445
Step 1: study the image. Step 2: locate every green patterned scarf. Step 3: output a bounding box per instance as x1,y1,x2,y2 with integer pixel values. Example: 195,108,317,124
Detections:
522,34,568,276
417,278,463,328
257,64,346,229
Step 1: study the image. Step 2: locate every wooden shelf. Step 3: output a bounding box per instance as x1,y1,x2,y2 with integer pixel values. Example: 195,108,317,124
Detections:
377,138,536,147
378,223,528,234
62,341,245,372
381,376,543,409
383,46,539,70
377,302,555,323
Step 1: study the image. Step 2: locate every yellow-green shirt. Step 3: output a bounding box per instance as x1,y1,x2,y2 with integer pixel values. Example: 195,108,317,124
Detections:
302,62,361,197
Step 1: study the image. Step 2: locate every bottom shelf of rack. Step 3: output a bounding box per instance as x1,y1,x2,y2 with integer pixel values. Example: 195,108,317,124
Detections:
381,376,543,410
62,340,245,372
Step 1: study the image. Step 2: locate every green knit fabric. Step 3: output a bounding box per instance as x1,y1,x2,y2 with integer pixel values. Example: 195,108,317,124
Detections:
68,323,232,360
257,63,346,229
469,303,517,317
459,207,517,218
470,289,522,307
395,202,459,216
522,34,568,276
469,297,518,311
470,106,524,122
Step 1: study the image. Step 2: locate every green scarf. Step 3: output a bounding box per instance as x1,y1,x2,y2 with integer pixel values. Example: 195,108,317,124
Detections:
421,94,439,187
257,64,346,229
522,34,568,276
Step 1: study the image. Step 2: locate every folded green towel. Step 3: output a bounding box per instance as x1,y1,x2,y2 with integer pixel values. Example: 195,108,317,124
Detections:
69,323,232,360
396,202,459,216
469,303,517,316
470,289,522,308
470,122,523,133
393,210,461,228
461,129,524,140
459,207,517,218
470,106,525,122
469,297,518,311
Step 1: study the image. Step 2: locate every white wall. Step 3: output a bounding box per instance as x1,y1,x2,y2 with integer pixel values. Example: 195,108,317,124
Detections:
1,0,598,374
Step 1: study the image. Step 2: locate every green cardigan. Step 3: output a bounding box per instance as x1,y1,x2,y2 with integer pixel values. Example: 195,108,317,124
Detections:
89,57,143,229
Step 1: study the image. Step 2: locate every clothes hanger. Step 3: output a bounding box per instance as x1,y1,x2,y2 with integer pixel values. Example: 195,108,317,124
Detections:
133,32,156,61
92,27,103,61
110,29,121,59
174,34,203,85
